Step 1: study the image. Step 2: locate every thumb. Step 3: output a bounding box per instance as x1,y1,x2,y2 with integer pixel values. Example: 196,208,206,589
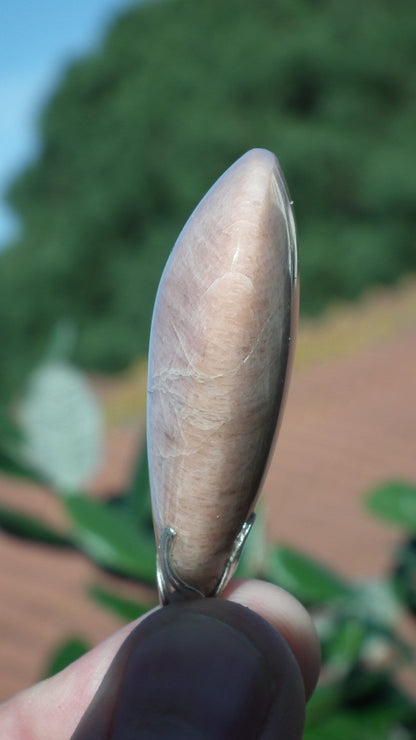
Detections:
72,598,305,739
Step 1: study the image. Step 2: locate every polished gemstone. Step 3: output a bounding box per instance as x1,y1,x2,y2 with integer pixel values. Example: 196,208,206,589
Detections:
147,149,298,597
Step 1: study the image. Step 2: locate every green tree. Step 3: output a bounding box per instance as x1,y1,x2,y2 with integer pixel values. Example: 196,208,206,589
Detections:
1,0,415,398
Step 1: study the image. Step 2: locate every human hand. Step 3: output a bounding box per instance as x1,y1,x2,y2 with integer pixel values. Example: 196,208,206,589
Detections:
0,579,320,739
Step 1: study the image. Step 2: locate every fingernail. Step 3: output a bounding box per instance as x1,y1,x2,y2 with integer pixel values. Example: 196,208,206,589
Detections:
72,600,305,739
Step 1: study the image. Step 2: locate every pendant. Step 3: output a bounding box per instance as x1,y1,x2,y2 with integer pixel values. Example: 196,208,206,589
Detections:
147,149,298,604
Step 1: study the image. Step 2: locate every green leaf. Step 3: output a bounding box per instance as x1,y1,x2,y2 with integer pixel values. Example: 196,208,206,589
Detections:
0,410,20,441
18,362,104,493
0,411,45,482
88,584,154,622
64,494,156,582
393,537,416,614
0,445,45,482
304,710,393,740
42,637,90,678
267,545,351,605
125,445,153,532
305,681,345,727
323,616,367,675
349,579,401,628
305,696,416,739
367,481,416,530
305,680,415,734
0,503,74,546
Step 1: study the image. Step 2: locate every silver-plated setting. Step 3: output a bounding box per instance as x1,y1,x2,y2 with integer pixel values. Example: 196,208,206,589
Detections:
157,527,204,605
214,513,256,596
157,513,256,605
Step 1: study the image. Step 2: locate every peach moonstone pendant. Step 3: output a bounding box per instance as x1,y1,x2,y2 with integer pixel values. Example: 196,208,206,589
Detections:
147,149,298,604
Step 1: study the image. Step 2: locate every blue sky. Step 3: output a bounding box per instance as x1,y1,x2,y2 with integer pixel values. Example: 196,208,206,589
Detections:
0,0,137,248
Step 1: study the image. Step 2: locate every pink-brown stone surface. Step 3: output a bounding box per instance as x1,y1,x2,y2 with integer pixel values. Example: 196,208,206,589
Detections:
147,149,298,595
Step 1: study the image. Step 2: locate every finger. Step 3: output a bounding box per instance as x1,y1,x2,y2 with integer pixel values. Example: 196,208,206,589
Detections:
0,580,320,739
72,599,306,739
222,578,321,700
0,610,154,740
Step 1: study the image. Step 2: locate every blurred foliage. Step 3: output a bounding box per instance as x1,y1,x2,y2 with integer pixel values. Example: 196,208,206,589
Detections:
63,493,156,580
266,543,351,604
0,358,157,583
1,361,416,735
0,0,415,398
88,584,150,622
368,483,416,619
42,638,91,680
368,481,416,530
0,502,73,546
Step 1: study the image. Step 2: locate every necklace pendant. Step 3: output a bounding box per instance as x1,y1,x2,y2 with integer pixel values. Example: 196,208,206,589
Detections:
147,149,298,604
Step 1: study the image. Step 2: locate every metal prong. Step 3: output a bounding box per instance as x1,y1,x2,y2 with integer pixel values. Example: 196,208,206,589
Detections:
214,513,256,596
157,527,204,605
157,513,256,604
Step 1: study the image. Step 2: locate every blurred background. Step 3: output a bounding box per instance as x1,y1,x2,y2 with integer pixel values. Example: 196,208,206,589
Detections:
0,0,415,736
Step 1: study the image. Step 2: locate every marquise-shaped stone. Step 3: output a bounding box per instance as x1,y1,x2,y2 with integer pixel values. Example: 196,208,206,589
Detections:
147,148,298,597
